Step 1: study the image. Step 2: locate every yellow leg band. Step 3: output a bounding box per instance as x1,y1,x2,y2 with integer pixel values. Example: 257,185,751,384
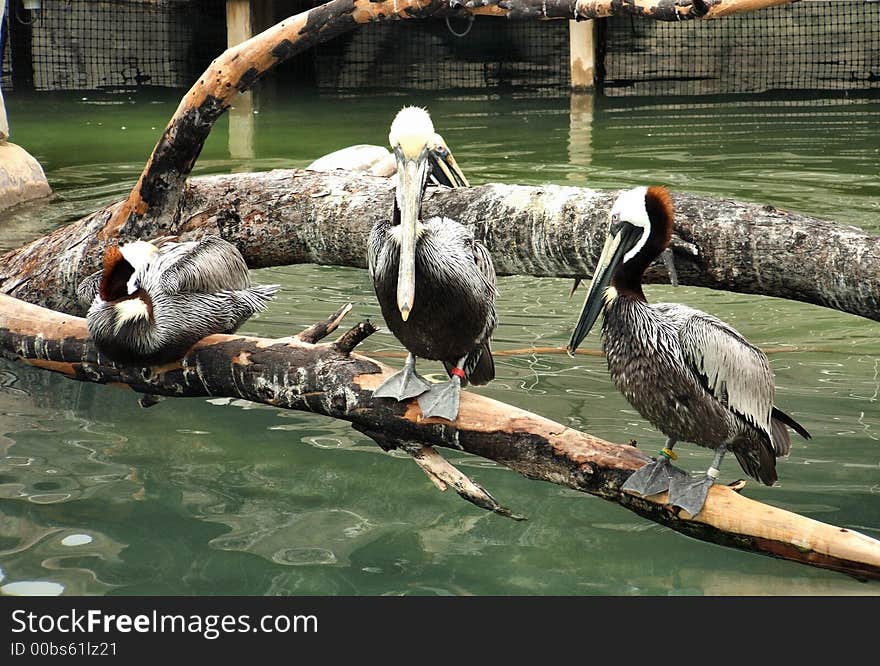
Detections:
659,447,678,461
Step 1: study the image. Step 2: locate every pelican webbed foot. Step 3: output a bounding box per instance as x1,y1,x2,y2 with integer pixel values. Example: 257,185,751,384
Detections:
668,473,715,517
417,376,462,422
621,440,688,497
667,444,727,517
621,457,688,497
373,354,432,402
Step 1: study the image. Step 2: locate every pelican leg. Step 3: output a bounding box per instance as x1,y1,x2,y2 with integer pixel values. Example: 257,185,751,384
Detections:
373,353,432,401
668,444,727,517
621,438,689,497
417,359,464,422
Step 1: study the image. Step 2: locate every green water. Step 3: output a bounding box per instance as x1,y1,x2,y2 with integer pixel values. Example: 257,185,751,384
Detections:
0,89,879,595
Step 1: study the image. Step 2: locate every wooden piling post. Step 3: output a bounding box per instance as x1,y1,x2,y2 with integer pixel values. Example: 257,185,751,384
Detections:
569,19,596,91
226,0,256,160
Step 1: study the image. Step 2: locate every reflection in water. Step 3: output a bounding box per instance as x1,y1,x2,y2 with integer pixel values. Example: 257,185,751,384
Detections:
0,91,878,595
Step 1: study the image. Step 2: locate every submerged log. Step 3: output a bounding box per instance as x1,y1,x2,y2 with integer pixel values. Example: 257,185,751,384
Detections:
0,293,877,581
2,169,878,323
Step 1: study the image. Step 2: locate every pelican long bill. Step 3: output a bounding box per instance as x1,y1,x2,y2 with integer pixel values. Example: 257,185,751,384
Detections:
394,147,429,321
428,135,470,189
567,224,643,354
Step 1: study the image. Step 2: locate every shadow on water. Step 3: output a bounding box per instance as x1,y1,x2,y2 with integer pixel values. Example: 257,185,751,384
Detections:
0,89,878,595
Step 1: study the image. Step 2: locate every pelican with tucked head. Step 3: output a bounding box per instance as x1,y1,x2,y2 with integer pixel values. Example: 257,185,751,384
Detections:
78,235,279,365
368,106,496,421
567,186,810,516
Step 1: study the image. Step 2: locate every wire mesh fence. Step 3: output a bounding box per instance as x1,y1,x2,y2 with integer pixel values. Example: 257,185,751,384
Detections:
1,1,879,96
313,17,570,94
1,0,224,92
601,0,880,96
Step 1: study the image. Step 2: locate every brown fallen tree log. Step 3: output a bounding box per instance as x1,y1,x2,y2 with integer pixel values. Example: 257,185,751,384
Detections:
1,293,878,581
3,169,878,323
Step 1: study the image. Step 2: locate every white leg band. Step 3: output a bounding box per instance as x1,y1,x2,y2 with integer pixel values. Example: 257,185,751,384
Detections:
706,466,720,480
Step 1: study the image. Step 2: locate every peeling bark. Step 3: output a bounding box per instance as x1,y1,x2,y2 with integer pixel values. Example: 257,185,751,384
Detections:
0,293,877,581
2,169,877,324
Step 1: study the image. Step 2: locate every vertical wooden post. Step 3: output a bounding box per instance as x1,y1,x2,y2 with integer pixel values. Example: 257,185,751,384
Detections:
226,0,255,160
568,19,595,91
226,0,254,48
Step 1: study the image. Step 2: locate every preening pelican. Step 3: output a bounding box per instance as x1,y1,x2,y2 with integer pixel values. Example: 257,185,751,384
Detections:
368,106,495,421
567,186,810,516
78,235,279,365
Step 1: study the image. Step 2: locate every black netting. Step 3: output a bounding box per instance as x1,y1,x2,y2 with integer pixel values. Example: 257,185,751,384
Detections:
313,17,570,93
601,1,880,96
3,1,878,96
2,0,224,92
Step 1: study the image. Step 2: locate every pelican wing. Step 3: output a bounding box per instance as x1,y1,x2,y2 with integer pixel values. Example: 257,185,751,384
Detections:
472,238,498,340
659,303,775,439
77,270,102,309
367,220,391,282
439,237,497,386
472,239,497,296
151,236,252,295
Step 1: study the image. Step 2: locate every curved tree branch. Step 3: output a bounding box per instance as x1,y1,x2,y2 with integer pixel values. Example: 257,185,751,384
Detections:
2,169,877,323
0,293,877,581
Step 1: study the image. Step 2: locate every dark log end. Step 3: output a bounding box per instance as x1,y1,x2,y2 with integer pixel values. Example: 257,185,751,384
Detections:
334,320,378,355
138,393,162,409
298,302,354,343
692,1,713,18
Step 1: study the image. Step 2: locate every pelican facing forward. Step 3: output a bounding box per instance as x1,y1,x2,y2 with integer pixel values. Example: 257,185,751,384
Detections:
369,106,496,420
78,235,279,365
567,186,810,516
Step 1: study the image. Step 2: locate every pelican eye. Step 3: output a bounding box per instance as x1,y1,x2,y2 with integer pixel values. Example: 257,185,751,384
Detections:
610,212,622,233
433,145,449,158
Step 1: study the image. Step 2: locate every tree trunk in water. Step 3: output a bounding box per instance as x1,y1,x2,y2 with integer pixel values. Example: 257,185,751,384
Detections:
0,293,877,581
1,169,877,323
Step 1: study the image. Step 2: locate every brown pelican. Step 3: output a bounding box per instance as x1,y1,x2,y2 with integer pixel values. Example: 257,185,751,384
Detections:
77,235,279,365
567,186,810,516
368,106,495,421
306,132,469,185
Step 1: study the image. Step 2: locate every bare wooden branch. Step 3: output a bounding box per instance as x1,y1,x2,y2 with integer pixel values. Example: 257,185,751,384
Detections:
370,437,525,520
334,320,379,355
0,293,877,581
3,170,877,324
297,302,353,343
